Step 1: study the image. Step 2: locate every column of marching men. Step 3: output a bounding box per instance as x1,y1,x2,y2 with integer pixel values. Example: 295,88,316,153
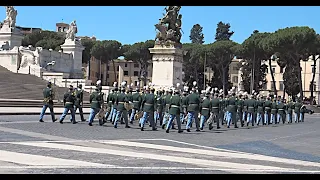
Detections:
39,80,309,133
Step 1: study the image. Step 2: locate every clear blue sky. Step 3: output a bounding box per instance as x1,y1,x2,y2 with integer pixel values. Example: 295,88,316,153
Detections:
2,6,320,45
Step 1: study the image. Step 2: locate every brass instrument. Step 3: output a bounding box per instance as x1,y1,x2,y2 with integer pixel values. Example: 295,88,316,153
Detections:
124,102,134,111
134,111,143,121
52,86,62,103
95,92,106,120
206,112,214,125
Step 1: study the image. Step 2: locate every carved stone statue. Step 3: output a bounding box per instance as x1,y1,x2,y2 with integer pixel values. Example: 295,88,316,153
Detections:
3,6,17,28
155,6,183,47
66,20,78,41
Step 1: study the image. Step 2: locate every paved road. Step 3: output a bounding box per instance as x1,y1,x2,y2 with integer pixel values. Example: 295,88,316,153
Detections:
0,114,319,174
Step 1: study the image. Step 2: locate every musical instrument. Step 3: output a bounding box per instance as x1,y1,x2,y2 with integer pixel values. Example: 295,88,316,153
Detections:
124,101,134,111
95,92,106,120
134,111,143,120
206,112,214,125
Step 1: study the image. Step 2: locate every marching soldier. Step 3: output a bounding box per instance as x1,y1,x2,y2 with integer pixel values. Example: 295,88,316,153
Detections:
114,83,130,128
271,95,278,124
236,93,244,127
140,87,157,131
277,98,286,124
130,87,142,124
210,93,221,129
111,87,119,124
256,95,264,126
242,93,248,125
87,86,104,126
105,89,115,122
199,90,211,130
155,89,164,126
186,86,201,132
39,82,57,123
226,91,238,128
294,98,302,123
180,86,188,124
70,84,85,122
162,88,173,129
246,95,256,127
166,88,183,133
218,94,225,126
59,85,77,124
286,97,294,123
264,96,272,125
126,87,133,119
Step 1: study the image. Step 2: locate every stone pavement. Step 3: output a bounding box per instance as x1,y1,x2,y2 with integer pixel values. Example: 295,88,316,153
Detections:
0,114,319,174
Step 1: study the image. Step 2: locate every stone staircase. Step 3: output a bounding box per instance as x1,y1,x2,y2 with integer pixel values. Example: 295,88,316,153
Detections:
0,65,90,101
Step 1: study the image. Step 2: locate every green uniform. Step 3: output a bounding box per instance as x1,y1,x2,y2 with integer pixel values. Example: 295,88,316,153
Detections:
186,92,201,130
74,88,83,106
89,90,103,109
286,101,294,123
141,93,156,129
236,99,244,126
227,96,237,127
277,102,286,124
43,87,54,106
271,101,278,124
116,92,129,112
63,91,76,108
294,102,302,122
256,100,264,125
264,100,272,124
211,98,221,128
164,94,172,113
246,98,256,126
181,95,188,114
132,92,142,110
200,97,211,117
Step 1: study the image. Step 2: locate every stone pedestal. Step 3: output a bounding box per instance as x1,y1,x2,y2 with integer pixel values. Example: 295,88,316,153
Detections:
0,24,24,49
149,44,186,88
61,39,85,78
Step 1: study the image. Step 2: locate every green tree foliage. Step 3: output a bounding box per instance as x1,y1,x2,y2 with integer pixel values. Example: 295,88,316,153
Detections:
182,43,206,89
189,24,205,44
22,30,65,51
262,26,317,99
237,31,270,93
81,38,96,64
123,40,154,85
90,40,122,63
283,66,300,97
215,21,234,41
206,40,238,94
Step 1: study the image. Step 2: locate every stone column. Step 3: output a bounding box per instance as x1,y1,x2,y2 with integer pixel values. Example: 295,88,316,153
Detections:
149,44,186,89
60,39,84,78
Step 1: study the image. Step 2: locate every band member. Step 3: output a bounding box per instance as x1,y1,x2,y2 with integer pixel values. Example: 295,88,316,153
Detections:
242,93,248,125
105,89,115,122
111,87,120,124
155,89,164,126
88,86,104,126
256,95,264,126
140,87,157,131
70,84,85,122
246,95,256,127
264,96,272,125
186,82,201,132
294,98,302,123
236,93,244,127
162,88,173,129
199,89,211,130
114,82,130,128
271,95,278,124
166,88,183,133
130,87,142,124
39,82,57,123
59,85,77,124
210,93,221,129
180,86,188,124
226,91,238,128
286,97,294,123
277,98,286,124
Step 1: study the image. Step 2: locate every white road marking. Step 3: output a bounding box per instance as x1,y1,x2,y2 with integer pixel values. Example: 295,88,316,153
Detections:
12,141,296,172
101,140,320,168
0,150,115,167
267,130,318,141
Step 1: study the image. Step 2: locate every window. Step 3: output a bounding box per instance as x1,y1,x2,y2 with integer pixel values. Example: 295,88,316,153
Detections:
125,63,127,67
232,76,238,83
310,83,317,91
107,66,109,71
280,67,284,73
134,71,139,76
272,68,276,74
279,81,284,91
312,67,315,74
63,27,66,32
58,27,61,32
124,71,129,76
134,63,139,68
265,68,268,73
135,81,138,86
